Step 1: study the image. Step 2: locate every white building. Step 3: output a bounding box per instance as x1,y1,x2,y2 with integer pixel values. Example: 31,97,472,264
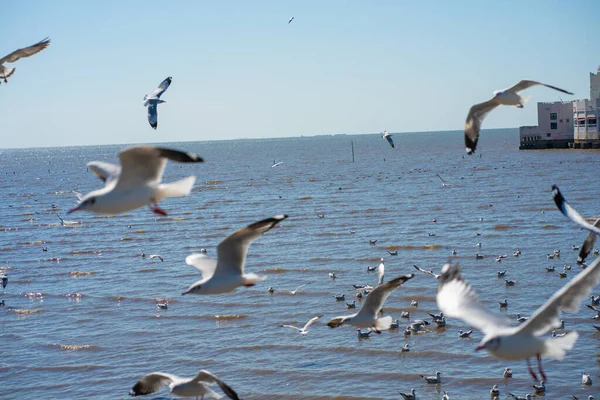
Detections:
573,98,600,145
591,70,600,100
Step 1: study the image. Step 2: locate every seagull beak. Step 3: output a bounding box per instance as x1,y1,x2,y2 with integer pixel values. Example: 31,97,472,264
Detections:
475,345,485,351
67,205,80,214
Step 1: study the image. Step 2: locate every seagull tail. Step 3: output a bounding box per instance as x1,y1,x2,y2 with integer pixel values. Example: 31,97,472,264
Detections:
543,331,578,360
158,176,196,199
374,315,393,331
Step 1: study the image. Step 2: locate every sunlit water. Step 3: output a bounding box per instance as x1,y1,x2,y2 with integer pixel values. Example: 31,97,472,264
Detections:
1,130,600,399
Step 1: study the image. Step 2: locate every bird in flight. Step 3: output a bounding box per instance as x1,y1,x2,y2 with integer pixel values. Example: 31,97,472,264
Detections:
143,77,172,129
288,16,295,24
0,37,51,84
382,130,395,148
464,80,573,154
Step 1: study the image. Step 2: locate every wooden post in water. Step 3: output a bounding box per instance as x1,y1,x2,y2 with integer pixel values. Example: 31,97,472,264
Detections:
351,141,355,163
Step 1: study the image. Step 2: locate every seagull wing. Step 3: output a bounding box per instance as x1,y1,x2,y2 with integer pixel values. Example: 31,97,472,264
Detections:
129,372,179,396
191,370,240,400
413,264,439,279
186,253,218,280
518,252,600,336
293,282,310,293
213,215,288,277
87,161,121,185
506,80,574,95
437,264,512,335
147,102,159,129
151,77,172,98
281,325,302,331
579,218,600,264
552,185,600,236
385,135,395,148
115,146,203,189
464,98,500,155
0,37,50,64
302,315,322,330
356,274,414,319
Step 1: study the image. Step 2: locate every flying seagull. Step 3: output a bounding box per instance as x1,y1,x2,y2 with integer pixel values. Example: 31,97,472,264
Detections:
382,130,395,148
182,215,287,295
435,173,448,187
464,80,573,154
436,259,600,381
0,37,50,84
552,184,600,265
327,274,414,332
280,315,323,335
68,146,203,216
143,77,172,129
288,16,294,24
129,369,240,399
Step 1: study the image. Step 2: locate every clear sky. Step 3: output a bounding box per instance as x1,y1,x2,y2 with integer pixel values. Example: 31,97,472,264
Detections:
1,1,598,148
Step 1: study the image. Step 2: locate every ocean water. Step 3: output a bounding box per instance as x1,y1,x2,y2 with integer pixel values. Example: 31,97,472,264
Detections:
1,129,600,399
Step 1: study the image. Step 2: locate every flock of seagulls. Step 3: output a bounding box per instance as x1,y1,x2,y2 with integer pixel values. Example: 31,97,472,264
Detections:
2,33,596,399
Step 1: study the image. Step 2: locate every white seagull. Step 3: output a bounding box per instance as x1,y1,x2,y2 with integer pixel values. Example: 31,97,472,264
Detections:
413,264,440,279
464,80,573,154
68,146,203,216
381,130,395,149
129,369,239,399
436,259,600,381
0,37,50,84
143,77,172,129
552,185,600,265
377,258,385,285
282,282,311,295
182,215,287,295
280,315,322,335
327,274,414,332
149,254,164,262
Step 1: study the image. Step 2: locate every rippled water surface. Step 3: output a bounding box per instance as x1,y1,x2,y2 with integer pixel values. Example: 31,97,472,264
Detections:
2,130,600,399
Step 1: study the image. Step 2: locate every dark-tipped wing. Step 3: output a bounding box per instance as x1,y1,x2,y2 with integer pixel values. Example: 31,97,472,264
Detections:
87,161,121,185
129,372,177,396
507,80,573,95
413,264,439,279
385,135,395,148
552,185,600,237
464,98,500,155
152,77,172,98
147,102,158,129
356,274,414,319
215,215,288,277
437,264,512,335
192,370,240,400
579,218,600,264
0,37,50,64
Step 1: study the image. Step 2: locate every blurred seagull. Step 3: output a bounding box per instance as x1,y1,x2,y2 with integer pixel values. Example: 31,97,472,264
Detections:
280,315,322,335
420,371,441,384
149,254,164,262
0,37,50,84
68,146,203,216
398,389,416,400
436,261,600,382
182,215,287,295
143,77,172,129
129,369,239,399
288,16,294,24
465,80,573,154
282,282,311,295
377,258,385,285
413,264,440,279
435,173,448,187
382,130,395,148
327,274,414,332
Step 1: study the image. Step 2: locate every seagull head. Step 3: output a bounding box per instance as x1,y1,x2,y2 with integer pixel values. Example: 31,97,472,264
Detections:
476,336,501,352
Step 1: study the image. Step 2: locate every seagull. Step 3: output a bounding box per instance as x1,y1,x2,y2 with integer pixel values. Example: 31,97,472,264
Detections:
490,385,500,397
428,312,444,321
149,254,164,262
366,265,377,272
390,319,400,329
497,271,506,277
280,315,322,335
546,266,555,272
442,391,450,400
129,369,239,399
369,239,378,245
143,77,172,129
288,16,294,24
382,130,395,148
328,272,336,279
271,160,283,168
499,299,508,308
435,317,446,327
582,372,592,385
401,311,411,319
68,146,203,216
282,282,311,295
436,261,599,382
327,274,414,332
410,299,418,307
572,396,595,400
458,329,473,338
0,274,7,288
464,80,573,154
0,37,50,84
398,388,416,400
182,215,287,295
435,173,448,187
507,393,533,400
505,279,516,286
157,303,168,310
420,371,441,384
413,264,440,279
356,328,372,338
346,300,356,309
388,250,398,256
401,343,410,352
377,258,385,285
516,313,529,324
532,380,545,394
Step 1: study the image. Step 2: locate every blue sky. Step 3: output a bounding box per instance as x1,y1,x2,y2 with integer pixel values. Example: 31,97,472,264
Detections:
1,1,598,148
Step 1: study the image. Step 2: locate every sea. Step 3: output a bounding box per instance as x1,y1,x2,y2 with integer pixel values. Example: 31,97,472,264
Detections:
1,129,600,399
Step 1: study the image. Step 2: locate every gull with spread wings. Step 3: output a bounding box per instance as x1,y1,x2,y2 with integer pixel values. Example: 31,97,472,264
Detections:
280,315,323,335
0,37,50,84
182,215,287,295
464,80,573,154
327,274,414,332
382,130,395,148
129,369,239,399
143,77,172,129
68,146,203,216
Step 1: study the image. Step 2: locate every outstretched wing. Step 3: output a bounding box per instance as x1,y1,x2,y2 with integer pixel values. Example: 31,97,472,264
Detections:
302,315,323,330
579,218,600,264
413,264,439,279
507,80,573,95
151,77,172,98
186,253,218,280
129,372,178,396
437,264,512,335
385,135,395,148
192,370,240,400
147,102,158,129
552,185,600,237
356,274,414,319
0,37,50,64
518,255,600,336
87,161,121,185
464,98,500,155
